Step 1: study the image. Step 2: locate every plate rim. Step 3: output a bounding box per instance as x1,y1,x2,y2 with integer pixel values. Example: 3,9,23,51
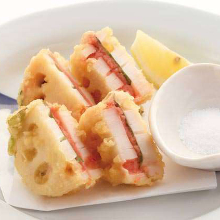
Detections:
0,0,220,219
1,0,220,37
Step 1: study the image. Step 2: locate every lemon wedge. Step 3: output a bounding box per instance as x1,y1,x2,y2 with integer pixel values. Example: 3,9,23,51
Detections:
131,30,191,88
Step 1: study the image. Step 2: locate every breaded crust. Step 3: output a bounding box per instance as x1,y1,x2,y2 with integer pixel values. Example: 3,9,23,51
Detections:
18,49,88,121
70,27,154,105
8,100,88,197
79,91,164,186
70,44,111,102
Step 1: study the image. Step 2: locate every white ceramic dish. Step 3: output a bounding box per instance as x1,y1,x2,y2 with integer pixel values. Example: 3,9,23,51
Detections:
1,0,220,219
149,63,220,171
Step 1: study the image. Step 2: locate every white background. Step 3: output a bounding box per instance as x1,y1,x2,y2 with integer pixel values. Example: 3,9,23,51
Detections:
1,0,220,219
1,0,220,26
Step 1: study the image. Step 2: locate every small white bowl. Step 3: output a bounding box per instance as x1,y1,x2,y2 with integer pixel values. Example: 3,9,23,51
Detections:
149,63,220,171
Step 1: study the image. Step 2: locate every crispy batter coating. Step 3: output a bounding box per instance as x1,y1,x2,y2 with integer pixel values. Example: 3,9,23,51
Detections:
70,43,111,102
79,91,164,186
70,27,154,105
18,49,88,121
8,100,88,197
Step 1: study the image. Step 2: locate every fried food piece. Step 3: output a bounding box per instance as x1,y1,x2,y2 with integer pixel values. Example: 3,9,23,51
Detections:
18,49,95,121
70,27,154,105
7,100,101,197
79,91,164,186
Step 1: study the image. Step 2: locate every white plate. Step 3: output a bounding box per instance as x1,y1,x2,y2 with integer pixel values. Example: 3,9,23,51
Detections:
0,0,220,219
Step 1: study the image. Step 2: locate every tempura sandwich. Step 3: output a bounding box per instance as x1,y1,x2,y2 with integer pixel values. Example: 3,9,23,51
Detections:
7,100,101,197
18,49,95,121
70,27,154,104
78,91,164,186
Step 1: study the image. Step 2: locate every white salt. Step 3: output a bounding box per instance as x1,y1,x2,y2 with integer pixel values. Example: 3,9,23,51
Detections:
179,108,220,155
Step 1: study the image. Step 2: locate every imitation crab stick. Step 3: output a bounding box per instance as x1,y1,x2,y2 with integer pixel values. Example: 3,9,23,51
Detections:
50,104,102,183
70,27,154,105
78,91,164,186
7,100,101,197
